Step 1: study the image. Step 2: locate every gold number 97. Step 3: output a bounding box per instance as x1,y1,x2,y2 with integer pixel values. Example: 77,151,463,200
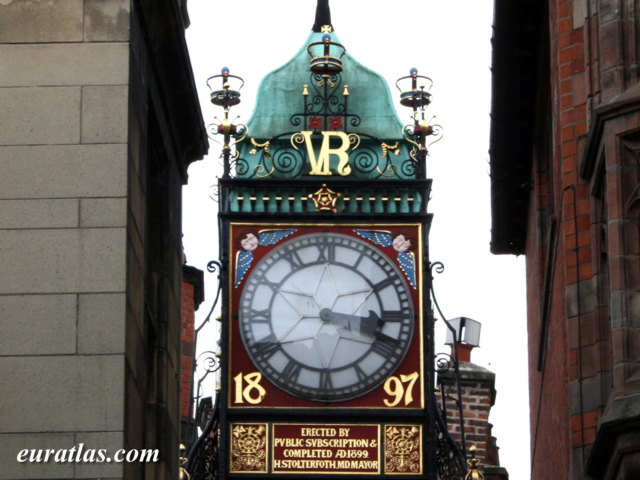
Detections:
383,372,419,407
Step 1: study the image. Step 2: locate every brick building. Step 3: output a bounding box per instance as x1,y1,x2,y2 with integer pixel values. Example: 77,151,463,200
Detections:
181,265,205,445
438,352,509,480
0,1,207,478
490,0,640,478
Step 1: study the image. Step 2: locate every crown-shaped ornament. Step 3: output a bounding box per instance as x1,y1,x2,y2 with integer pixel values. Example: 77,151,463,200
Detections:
307,32,346,75
206,67,248,177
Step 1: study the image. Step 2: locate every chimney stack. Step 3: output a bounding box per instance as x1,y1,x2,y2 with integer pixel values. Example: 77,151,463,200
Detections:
445,316,481,362
438,318,509,479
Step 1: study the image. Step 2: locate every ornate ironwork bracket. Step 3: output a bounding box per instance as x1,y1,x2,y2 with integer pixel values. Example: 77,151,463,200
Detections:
186,392,220,480
430,261,469,464
184,260,223,451
435,407,468,480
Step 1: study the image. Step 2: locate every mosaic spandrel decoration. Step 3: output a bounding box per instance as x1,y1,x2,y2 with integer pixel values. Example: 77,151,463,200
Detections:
353,229,417,289
234,229,297,287
384,425,422,474
230,423,268,473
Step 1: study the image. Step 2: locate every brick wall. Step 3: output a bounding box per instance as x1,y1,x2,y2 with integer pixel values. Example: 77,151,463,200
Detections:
526,1,599,476
180,264,204,445
525,1,640,478
181,281,196,419
438,361,499,474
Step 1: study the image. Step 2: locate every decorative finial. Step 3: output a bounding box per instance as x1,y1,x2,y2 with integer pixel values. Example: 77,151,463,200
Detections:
307,33,345,75
464,445,485,480
179,444,191,480
312,0,332,32
206,67,247,178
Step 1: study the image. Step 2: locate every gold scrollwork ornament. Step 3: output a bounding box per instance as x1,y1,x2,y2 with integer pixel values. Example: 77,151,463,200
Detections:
385,425,421,474
253,163,275,178
376,164,398,178
381,141,401,159
249,138,271,158
231,424,267,472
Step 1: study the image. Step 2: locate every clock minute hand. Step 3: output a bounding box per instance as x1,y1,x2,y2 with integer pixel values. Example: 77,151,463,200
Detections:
319,308,382,338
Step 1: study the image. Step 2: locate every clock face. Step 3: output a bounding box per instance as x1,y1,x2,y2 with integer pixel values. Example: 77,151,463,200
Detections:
238,232,414,402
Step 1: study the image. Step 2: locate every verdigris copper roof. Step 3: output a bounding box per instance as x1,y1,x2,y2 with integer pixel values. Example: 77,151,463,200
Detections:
245,29,405,141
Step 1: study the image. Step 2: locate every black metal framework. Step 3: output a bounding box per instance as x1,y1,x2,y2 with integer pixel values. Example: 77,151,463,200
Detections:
186,392,221,480
217,177,432,219
185,209,470,480
289,73,360,131
435,407,467,480
186,21,469,478
430,261,468,456
184,261,223,451
430,262,468,479
233,135,422,180
207,68,442,181
185,179,469,478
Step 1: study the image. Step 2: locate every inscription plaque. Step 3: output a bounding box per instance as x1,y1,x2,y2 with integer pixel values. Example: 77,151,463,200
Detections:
272,423,380,474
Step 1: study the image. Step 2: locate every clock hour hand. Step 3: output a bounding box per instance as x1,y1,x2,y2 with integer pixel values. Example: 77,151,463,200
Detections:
319,308,384,339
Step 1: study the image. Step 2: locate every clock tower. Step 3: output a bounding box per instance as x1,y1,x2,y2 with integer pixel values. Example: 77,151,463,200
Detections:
204,2,448,478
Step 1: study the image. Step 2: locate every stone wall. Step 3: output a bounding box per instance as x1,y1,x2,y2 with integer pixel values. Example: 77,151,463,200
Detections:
0,1,131,479
0,0,206,479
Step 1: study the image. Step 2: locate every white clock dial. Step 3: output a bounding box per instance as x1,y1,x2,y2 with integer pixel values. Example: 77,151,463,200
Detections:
239,232,414,402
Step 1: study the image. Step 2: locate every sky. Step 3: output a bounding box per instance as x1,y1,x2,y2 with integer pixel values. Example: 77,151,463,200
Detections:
182,0,530,477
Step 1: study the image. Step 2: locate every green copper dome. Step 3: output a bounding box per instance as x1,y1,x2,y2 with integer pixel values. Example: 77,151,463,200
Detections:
245,30,405,140
233,25,417,182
